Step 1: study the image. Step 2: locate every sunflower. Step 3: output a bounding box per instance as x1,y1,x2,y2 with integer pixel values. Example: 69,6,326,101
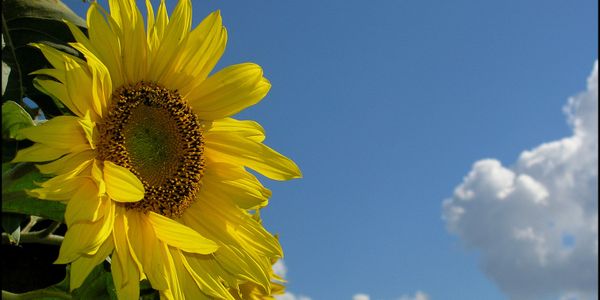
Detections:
12,0,300,298
230,257,286,300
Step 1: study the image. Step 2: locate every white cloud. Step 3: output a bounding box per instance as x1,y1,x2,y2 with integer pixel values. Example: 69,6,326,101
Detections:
352,291,429,300
443,61,598,300
398,290,430,300
274,259,312,300
276,293,312,300
559,291,596,300
353,294,370,300
273,259,287,279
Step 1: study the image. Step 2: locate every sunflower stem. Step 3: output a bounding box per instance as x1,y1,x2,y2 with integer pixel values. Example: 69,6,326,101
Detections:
2,289,72,300
1,231,63,246
21,216,40,233
39,221,62,237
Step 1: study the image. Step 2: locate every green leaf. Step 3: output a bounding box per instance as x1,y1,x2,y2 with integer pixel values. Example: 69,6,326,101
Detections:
2,192,66,222
70,260,147,300
73,262,112,300
2,162,47,193
139,280,160,300
1,100,34,162
105,269,118,300
2,100,34,139
2,0,86,117
2,162,65,222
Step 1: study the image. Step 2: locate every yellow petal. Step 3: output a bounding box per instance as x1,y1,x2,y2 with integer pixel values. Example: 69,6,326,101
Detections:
55,201,115,264
33,78,81,119
206,118,265,142
64,56,100,121
187,193,282,258
63,18,93,51
30,44,94,119
168,251,212,300
30,43,85,72
159,0,191,48
149,0,192,86
86,3,124,88
69,42,112,119
70,235,114,290
28,176,87,201
153,0,169,43
181,12,227,90
172,11,227,95
62,9,118,74
18,116,88,149
36,158,93,189
29,68,64,82
234,217,283,259
111,248,141,300
147,212,218,254
112,212,129,284
205,133,301,181
158,242,186,300
113,210,145,284
91,160,107,196
36,150,94,175
108,0,147,83
127,212,169,291
64,179,105,227
188,63,270,120
43,157,92,185
78,118,96,148
12,143,72,163
103,161,144,203
212,245,270,291
174,249,234,299
145,0,157,51
202,162,271,209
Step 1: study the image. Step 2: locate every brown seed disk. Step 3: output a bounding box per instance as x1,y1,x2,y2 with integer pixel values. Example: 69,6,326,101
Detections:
96,82,204,218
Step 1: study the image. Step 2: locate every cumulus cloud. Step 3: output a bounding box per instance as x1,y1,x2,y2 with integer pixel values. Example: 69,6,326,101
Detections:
353,294,370,300
443,61,598,300
276,293,312,300
274,260,312,300
273,259,287,279
351,291,429,300
398,291,430,300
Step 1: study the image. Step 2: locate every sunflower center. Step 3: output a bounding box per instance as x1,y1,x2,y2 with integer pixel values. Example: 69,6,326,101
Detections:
96,82,205,218
123,105,181,185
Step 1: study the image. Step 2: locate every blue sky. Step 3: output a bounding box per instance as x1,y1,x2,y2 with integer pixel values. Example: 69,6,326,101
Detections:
68,1,599,299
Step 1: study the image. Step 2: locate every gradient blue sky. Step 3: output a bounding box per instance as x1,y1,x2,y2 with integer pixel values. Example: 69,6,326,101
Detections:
68,1,598,299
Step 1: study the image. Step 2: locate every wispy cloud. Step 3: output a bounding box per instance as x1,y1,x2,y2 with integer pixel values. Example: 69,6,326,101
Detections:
397,290,430,300
443,61,598,300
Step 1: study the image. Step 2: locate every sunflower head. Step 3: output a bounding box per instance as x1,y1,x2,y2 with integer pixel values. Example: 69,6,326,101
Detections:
13,0,301,298
96,81,206,218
